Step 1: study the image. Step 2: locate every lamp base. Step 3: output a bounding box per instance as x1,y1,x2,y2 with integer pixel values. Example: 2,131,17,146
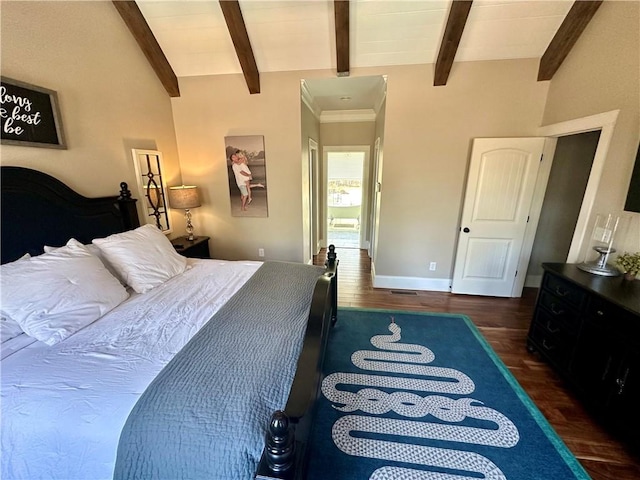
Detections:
184,209,196,242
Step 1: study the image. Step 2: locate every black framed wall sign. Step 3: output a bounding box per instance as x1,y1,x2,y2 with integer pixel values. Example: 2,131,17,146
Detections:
0,77,66,149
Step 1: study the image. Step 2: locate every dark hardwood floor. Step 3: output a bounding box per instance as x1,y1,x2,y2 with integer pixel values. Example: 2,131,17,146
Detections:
314,247,640,480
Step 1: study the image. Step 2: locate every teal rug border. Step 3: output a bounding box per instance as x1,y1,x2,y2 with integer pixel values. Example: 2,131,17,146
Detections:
337,307,591,480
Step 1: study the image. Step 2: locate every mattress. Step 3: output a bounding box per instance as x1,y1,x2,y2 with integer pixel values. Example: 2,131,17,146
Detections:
1,259,261,480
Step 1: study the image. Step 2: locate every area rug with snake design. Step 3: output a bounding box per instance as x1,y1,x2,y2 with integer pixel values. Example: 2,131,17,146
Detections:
306,307,590,480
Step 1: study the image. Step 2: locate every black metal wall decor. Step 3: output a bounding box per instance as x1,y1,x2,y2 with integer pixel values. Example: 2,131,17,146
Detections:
0,77,66,149
131,149,171,232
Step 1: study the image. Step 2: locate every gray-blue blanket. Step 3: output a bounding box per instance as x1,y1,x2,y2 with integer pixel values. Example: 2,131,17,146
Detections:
113,261,325,480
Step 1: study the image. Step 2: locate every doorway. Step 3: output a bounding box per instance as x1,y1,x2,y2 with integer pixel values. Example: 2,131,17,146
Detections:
301,75,385,258
526,131,601,286
537,110,619,265
451,110,618,297
327,151,365,248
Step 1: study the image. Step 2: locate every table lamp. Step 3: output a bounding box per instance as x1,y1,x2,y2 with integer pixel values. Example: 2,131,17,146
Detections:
168,185,201,240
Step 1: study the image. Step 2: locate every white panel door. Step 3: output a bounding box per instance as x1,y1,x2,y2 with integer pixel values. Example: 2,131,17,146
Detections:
451,138,545,297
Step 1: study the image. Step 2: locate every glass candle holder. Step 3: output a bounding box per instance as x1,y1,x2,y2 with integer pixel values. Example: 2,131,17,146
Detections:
577,213,630,276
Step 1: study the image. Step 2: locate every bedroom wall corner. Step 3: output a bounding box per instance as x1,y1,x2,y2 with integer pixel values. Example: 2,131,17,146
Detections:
171,71,315,262
541,0,640,256
0,0,182,222
373,59,549,281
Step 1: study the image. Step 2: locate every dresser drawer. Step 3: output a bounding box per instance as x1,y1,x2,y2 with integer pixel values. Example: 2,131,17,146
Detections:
538,290,582,332
529,315,575,370
531,263,640,445
586,296,640,338
543,273,586,310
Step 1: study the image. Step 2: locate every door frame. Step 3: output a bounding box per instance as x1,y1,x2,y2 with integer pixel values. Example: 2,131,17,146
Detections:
511,110,619,296
510,138,557,296
308,138,319,260
323,145,371,249
369,137,381,260
536,110,619,263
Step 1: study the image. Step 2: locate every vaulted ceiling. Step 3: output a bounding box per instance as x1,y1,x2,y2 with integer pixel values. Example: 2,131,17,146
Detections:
114,0,603,105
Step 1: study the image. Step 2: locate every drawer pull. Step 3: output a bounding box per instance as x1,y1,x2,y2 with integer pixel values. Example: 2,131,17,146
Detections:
617,368,630,395
549,303,565,316
542,339,555,351
545,321,560,333
554,286,569,297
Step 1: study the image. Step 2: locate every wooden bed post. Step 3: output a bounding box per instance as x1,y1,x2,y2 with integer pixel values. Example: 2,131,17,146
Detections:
325,244,338,326
263,411,295,473
117,182,140,231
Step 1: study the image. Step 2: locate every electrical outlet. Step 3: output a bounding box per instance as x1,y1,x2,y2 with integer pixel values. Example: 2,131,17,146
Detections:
429,262,437,271
258,248,265,257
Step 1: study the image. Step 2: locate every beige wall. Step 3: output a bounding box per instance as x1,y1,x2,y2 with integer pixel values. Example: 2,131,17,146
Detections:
376,59,549,279
542,0,640,254
1,1,181,227
172,71,315,261
172,60,549,272
321,122,376,146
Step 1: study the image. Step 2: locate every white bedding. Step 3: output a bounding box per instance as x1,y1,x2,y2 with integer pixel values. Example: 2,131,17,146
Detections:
1,258,262,480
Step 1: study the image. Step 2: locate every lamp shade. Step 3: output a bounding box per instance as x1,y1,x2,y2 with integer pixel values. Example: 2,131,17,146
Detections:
168,185,201,209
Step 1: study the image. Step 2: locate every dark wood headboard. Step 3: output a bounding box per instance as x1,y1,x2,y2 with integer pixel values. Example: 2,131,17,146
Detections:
1,166,140,264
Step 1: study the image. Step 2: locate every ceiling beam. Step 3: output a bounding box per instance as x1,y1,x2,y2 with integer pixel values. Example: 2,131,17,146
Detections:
334,0,350,77
112,1,180,97
538,1,603,81
434,0,473,86
219,0,260,94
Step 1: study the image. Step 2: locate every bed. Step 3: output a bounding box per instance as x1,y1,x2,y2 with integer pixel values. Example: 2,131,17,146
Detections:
0,166,338,480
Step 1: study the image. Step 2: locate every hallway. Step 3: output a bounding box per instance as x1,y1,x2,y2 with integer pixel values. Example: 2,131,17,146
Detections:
326,228,359,249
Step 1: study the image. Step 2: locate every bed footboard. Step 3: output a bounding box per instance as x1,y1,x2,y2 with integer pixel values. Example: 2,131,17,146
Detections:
255,246,338,480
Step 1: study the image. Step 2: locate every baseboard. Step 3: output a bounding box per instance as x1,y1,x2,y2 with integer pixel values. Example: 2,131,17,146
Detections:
525,275,542,288
372,261,451,292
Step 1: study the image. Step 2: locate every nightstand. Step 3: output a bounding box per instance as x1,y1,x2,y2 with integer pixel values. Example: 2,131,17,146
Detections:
170,236,211,259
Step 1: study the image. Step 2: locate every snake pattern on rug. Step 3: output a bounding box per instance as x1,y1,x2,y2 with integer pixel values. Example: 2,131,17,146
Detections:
321,321,520,479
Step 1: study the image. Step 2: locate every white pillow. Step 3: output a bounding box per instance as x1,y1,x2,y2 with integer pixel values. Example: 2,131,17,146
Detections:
44,242,126,286
0,253,31,343
0,239,129,346
93,224,187,294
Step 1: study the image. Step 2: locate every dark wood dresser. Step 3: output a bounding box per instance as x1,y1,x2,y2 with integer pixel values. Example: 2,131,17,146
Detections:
528,263,640,445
